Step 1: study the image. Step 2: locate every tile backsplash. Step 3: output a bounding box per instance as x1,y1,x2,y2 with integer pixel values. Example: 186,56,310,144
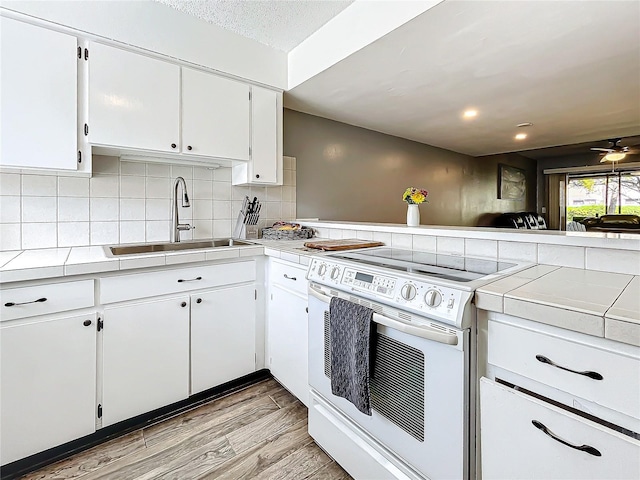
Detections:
0,155,296,251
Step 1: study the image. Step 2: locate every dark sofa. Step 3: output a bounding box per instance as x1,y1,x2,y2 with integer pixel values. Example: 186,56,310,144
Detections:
581,214,640,233
494,212,547,230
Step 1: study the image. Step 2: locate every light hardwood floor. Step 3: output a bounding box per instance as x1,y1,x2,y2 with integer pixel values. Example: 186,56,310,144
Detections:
21,379,351,480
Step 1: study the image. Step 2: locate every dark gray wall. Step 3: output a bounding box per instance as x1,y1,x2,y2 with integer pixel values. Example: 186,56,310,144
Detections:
284,109,537,226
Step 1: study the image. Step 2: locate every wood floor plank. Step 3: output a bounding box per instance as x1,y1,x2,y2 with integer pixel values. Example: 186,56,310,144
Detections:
268,387,302,409
226,402,308,454
144,379,282,448
251,443,333,480
303,461,353,480
81,396,278,480
79,434,233,480
127,436,235,480
198,420,312,480
20,431,146,480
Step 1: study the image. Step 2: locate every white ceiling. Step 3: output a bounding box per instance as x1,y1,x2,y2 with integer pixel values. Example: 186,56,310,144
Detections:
155,0,353,52
286,0,640,157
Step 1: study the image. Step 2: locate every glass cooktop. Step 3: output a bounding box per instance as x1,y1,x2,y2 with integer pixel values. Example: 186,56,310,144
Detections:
332,247,516,283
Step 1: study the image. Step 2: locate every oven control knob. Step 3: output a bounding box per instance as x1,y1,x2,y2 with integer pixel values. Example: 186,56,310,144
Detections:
330,267,340,280
318,264,327,276
400,284,417,300
424,289,442,307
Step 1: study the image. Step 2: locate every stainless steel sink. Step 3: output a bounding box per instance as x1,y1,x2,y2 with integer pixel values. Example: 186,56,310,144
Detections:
104,239,253,257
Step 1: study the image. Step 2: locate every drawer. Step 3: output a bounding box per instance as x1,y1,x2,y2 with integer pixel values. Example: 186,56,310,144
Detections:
488,319,640,420
270,259,307,296
480,377,640,480
0,280,94,322
100,261,255,304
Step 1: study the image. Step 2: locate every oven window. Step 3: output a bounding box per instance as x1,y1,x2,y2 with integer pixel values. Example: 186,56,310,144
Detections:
324,311,425,442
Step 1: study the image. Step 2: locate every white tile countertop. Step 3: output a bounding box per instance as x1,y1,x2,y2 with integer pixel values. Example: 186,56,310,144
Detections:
298,220,640,251
2,236,638,347
0,239,331,284
477,266,639,347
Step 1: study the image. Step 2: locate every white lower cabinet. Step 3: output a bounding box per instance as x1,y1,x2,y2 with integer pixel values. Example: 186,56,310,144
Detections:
269,284,309,406
191,284,256,394
0,314,97,465
267,260,309,406
102,296,190,427
480,377,640,480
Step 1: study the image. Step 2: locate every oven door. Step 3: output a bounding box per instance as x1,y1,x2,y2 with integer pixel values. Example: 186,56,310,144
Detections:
308,284,470,480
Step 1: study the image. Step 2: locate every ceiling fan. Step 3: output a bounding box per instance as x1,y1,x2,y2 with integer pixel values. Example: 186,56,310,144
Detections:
591,138,640,163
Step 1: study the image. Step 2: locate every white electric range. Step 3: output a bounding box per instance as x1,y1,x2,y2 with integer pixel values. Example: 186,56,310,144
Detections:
306,246,530,480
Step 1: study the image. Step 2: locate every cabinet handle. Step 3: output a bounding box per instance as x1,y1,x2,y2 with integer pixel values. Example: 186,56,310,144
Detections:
196,298,202,304
255,174,260,179
4,297,47,307
177,276,202,283
283,274,297,281
187,145,193,151
171,143,177,149
305,307,308,313
181,301,187,308
531,420,601,457
83,319,92,327
535,355,603,380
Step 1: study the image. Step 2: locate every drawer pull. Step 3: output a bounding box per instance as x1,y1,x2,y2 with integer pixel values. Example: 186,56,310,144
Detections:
4,297,47,307
283,274,297,281
535,355,603,380
532,420,602,457
177,276,202,283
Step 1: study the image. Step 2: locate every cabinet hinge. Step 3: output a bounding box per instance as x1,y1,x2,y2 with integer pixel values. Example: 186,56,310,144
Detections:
249,146,252,156
270,293,273,301
255,289,257,300
97,318,104,332
78,151,82,164
249,91,251,101
97,404,102,419
77,46,82,59
84,124,89,136
84,48,89,61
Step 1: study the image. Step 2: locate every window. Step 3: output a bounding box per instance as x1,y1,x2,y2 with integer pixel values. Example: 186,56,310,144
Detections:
566,171,640,224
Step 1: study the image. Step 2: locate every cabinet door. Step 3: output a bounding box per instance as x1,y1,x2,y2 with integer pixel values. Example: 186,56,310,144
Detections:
89,42,180,153
1,314,96,465
191,284,256,394
269,285,309,406
182,67,250,161
102,297,189,427
480,377,640,480
1,17,77,170
250,86,278,183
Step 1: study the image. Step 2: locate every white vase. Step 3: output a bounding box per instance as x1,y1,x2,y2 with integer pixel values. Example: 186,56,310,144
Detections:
406,204,420,227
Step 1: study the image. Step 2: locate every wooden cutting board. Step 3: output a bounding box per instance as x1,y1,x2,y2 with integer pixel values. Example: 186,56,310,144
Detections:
303,238,384,251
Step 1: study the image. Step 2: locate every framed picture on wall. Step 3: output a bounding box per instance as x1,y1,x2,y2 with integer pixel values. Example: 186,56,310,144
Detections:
498,164,526,200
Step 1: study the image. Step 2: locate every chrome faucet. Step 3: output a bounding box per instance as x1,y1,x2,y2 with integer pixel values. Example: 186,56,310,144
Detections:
171,176,191,242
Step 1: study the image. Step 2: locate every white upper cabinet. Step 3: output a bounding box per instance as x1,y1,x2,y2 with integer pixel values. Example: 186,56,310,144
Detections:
233,86,283,186
88,42,180,153
1,16,78,171
182,67,250,161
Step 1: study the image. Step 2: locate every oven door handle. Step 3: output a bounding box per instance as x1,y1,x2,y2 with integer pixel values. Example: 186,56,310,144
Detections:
308,286,459,346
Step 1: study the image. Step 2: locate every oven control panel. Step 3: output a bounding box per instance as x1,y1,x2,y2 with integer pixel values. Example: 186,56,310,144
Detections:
341,268,396,298
307,258,473,328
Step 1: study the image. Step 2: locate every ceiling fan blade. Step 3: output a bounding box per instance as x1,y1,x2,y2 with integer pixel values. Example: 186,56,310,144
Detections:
591,147,613,152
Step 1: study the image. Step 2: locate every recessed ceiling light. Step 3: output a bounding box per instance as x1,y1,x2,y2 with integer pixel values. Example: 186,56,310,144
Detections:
515,133,527,140
463,109,478,118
